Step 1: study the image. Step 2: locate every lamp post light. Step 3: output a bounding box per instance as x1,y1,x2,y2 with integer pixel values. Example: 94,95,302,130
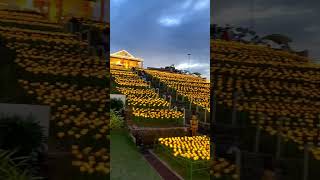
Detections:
232,91,243,126
303,143,310,180
276,117,285,160
182,108,186,126
227,146,241,178
204,108,207,123
187,53,191,72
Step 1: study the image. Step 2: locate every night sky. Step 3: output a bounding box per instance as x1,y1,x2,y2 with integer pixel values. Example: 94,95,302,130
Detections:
211,0,320,62
111,0,210,78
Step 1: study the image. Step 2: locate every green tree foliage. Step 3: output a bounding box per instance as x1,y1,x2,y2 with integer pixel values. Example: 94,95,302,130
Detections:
110,98,124,111
110,110,124,130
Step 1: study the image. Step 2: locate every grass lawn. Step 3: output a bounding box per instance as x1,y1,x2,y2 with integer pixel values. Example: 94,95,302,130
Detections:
154,147,210,180
111,130,162,180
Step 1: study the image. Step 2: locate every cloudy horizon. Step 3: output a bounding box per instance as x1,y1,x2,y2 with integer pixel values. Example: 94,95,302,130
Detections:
111,0,210,79
211,0,320,62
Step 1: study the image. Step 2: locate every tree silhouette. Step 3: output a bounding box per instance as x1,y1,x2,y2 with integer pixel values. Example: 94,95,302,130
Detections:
261,34,292,50
211,24,309,56
193,72,202,77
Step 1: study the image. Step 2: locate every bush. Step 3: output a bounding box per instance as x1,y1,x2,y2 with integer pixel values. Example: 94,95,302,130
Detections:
0,116,46,173
0,114,46,162
110,110,124,130
110,98,124,111
0,149,43,180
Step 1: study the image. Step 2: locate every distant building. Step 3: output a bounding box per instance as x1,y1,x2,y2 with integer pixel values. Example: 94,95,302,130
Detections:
110,50,143,69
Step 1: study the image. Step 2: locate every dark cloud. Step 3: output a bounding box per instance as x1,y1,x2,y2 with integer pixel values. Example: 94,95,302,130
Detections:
111,0,210,78
211,0,320,62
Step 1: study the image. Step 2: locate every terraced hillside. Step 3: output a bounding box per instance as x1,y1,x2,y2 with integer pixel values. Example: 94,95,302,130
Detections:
111,66,184,128
211,39,320,179
111,65,241,179
0,9,109,179
143,69,210,126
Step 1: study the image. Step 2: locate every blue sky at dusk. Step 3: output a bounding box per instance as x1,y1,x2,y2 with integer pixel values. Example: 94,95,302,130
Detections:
111,0,210,78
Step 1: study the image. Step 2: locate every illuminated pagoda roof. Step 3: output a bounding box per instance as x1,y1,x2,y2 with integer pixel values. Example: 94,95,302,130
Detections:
111,50,143,62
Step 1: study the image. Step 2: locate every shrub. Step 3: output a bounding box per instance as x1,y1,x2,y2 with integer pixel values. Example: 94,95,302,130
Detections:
110,110,124,130
0,114,46,162
0,114,47,177
0,149,43,180
110,98,124,111
111,98,124,111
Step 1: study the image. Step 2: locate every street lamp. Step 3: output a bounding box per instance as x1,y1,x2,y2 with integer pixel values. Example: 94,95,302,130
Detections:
187,53,191,72
181,108,186,126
